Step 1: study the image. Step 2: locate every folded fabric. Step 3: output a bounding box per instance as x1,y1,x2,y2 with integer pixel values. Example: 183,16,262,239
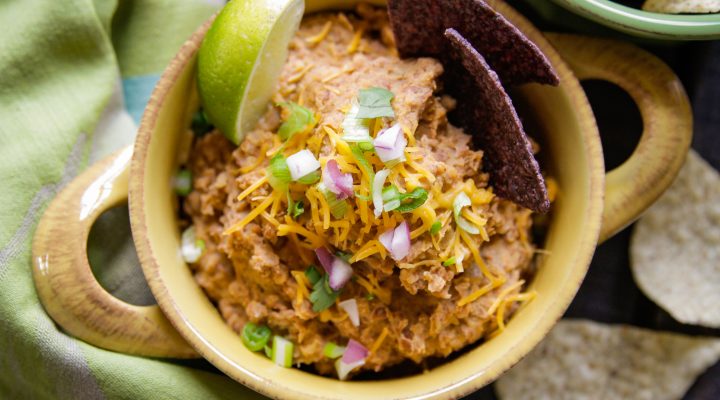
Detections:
0,0,264,398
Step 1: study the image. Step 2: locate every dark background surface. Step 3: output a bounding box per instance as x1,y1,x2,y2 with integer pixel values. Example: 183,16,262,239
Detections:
465,1,720,399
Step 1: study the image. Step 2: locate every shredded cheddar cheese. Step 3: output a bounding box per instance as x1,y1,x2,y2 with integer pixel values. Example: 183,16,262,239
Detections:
235,175,269,203
225,193,276,234
370,327,390,354
305,20,333,45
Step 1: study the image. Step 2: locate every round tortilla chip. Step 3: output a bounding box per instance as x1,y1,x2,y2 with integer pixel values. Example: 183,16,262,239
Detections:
643,0,720,14
630,150,720,328
495,319,720,400
444,28,549,213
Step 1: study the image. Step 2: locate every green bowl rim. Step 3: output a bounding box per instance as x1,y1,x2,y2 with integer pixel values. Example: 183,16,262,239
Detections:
550,0,720,40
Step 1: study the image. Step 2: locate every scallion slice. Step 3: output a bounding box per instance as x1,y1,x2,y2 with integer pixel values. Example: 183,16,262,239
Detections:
267,154,291,191
380,185,428,213
323,342,346,359
277,102,316,141
453,192,480,234
318,183,348,219
241,323,271,352
429,220,442,235
181,226,205,263
296,170,320,185
271,336,294,368
173,169,193,196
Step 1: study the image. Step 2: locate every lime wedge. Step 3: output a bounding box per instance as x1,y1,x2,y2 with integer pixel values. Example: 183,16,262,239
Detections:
198,0,304,144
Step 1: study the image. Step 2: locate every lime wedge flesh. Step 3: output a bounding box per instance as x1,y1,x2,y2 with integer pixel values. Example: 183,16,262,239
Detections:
198,0,304,144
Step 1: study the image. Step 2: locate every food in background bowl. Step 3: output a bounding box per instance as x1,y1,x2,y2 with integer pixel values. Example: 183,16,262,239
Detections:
176,0,559,380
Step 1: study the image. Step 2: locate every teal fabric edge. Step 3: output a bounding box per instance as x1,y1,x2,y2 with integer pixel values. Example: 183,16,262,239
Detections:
122,75,161,123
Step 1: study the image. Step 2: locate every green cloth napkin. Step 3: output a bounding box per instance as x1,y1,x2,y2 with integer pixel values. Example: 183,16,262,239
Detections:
0,0,264,398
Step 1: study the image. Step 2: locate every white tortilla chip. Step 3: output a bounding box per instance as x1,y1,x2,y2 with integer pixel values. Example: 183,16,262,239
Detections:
495,319,720,400
630,150,720,327
643,0,720,13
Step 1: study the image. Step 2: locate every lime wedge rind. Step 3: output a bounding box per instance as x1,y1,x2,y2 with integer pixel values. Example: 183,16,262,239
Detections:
198,0,304,144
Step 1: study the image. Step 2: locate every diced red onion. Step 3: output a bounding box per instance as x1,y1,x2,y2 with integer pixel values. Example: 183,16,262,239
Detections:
378,221,411,261
378,228,394,254
329,257,353,290
335,357,365,381
286,149,320,181
338,299,360,327
323,159,354,199
342,339,369,364
373,124,406,164
314,247,353,290
335,339,369,379
372,169,391,218
315,247,334,274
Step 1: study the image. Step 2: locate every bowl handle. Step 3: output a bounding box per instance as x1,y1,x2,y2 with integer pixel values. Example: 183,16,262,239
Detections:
32,146,197,358
547,33,693,243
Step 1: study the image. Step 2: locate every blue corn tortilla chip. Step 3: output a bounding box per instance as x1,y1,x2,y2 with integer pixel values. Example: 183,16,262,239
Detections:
387,0,558,86
444,28,549,213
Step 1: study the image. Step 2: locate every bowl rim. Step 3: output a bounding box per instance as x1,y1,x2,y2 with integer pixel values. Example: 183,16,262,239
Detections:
129,1,604,398
550,0,720,40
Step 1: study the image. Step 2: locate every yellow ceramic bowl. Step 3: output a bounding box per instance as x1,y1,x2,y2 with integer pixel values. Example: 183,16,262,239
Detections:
32,0,692,399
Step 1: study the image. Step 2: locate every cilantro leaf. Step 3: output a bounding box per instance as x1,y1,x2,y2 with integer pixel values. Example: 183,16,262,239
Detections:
277,102,316,141
287,194,305,219
305,265,322,285
309,275,339,312
191,109,213,136
336,251,352,263
356,87,395,119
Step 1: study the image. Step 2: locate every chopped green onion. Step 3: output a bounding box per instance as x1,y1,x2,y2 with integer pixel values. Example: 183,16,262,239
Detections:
341,104,372,143
173,169,193,196
365,293,375,301
271,336,294,368
323,342,346,359
191,110,213,136
277,102,316,141
442,257,456,267
381,185,402,212
297,170,320,185
357,141,375,152
264,345,273,359
357,87,395,119
267,154,291,191
380,185,429,213
354,192,371,201
336,251,352,263
305,265,322,285
395,188,428,212
241,323,272,352
287,194,304,219
310,274,340,312
429,221,442,235
181,226,205,263
453,192,480,234
318,183,348,219
350,145,375,183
